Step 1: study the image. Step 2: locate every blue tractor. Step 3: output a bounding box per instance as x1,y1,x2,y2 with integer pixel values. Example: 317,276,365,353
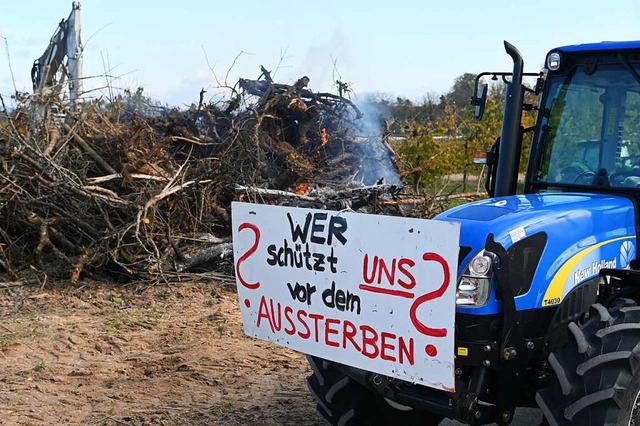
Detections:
307,41,640,425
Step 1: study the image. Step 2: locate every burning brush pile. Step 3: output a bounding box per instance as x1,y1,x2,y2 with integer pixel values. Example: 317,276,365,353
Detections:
0,73,433,284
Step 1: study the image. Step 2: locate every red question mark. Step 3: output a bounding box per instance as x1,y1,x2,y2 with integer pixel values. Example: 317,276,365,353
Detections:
409,252,451,356
235,223,261,290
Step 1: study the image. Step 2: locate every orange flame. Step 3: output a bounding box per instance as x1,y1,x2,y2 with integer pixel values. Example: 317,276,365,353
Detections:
293,183,309,195
321,128,329,146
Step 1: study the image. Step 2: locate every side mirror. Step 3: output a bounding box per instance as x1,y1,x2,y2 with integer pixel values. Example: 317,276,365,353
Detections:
472,83,488,120
534,76,544,95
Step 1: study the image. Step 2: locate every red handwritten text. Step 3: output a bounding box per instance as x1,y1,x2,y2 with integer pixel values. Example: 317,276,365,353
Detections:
255,295,414,365
359,254,417,298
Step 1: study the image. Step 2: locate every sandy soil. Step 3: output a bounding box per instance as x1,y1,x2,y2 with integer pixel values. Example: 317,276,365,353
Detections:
0,278,544,426
0,278,323,426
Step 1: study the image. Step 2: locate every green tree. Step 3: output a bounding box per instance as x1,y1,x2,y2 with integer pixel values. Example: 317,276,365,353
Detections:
393,74,539,194
444,73,477,116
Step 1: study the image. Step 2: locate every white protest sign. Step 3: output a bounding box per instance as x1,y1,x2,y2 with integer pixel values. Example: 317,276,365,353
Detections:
232,202,460,391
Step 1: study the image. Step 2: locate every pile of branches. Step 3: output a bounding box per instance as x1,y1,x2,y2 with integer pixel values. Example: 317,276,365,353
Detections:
0,72,407,283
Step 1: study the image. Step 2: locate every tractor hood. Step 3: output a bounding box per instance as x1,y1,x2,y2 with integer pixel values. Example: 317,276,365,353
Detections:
435,193,637,313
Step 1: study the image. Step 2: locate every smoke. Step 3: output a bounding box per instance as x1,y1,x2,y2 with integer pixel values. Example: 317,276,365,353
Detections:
289,29,353,93
350,98,403,186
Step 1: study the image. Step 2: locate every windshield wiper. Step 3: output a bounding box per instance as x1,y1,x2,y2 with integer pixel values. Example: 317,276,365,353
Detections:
617,53,640,86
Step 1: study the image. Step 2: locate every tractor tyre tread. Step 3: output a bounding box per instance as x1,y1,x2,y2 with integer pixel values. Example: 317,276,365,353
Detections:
306,355,444,426
537,299,640,426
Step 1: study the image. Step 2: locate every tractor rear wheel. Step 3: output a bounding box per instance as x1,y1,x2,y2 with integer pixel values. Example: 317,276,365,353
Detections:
306,355,445,426
536,299,640,425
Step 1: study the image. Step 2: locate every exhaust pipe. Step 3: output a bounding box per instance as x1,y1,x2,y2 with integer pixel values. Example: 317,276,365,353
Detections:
494,41,525,197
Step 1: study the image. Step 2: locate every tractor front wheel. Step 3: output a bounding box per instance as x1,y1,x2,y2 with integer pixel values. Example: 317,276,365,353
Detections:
306,355,444,426
536,299,640,425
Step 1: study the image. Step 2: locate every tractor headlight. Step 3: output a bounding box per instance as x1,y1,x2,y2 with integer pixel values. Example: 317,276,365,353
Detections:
456,250,495,306
547,52,561,71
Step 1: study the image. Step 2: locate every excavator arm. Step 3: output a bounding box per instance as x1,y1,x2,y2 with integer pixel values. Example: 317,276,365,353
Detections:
31,2,82,103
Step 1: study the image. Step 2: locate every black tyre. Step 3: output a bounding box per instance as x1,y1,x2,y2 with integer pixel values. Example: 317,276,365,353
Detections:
536,299,640,426
306,355,444,426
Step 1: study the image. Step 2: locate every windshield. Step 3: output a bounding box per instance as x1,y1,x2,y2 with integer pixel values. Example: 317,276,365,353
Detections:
533,62,640,189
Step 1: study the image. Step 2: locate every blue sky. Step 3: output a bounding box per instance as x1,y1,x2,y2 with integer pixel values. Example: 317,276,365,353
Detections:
1,0,639,107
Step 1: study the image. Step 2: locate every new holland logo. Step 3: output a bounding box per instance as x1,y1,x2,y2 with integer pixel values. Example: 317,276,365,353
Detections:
573,258,617,285
621,240,636,269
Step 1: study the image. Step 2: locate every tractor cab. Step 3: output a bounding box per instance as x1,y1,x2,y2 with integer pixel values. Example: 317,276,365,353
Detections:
473,41,640,199
526,45,640,194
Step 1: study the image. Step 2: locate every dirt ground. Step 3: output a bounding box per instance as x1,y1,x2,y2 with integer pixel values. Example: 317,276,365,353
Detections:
0,277,324,426
0,277,544,426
